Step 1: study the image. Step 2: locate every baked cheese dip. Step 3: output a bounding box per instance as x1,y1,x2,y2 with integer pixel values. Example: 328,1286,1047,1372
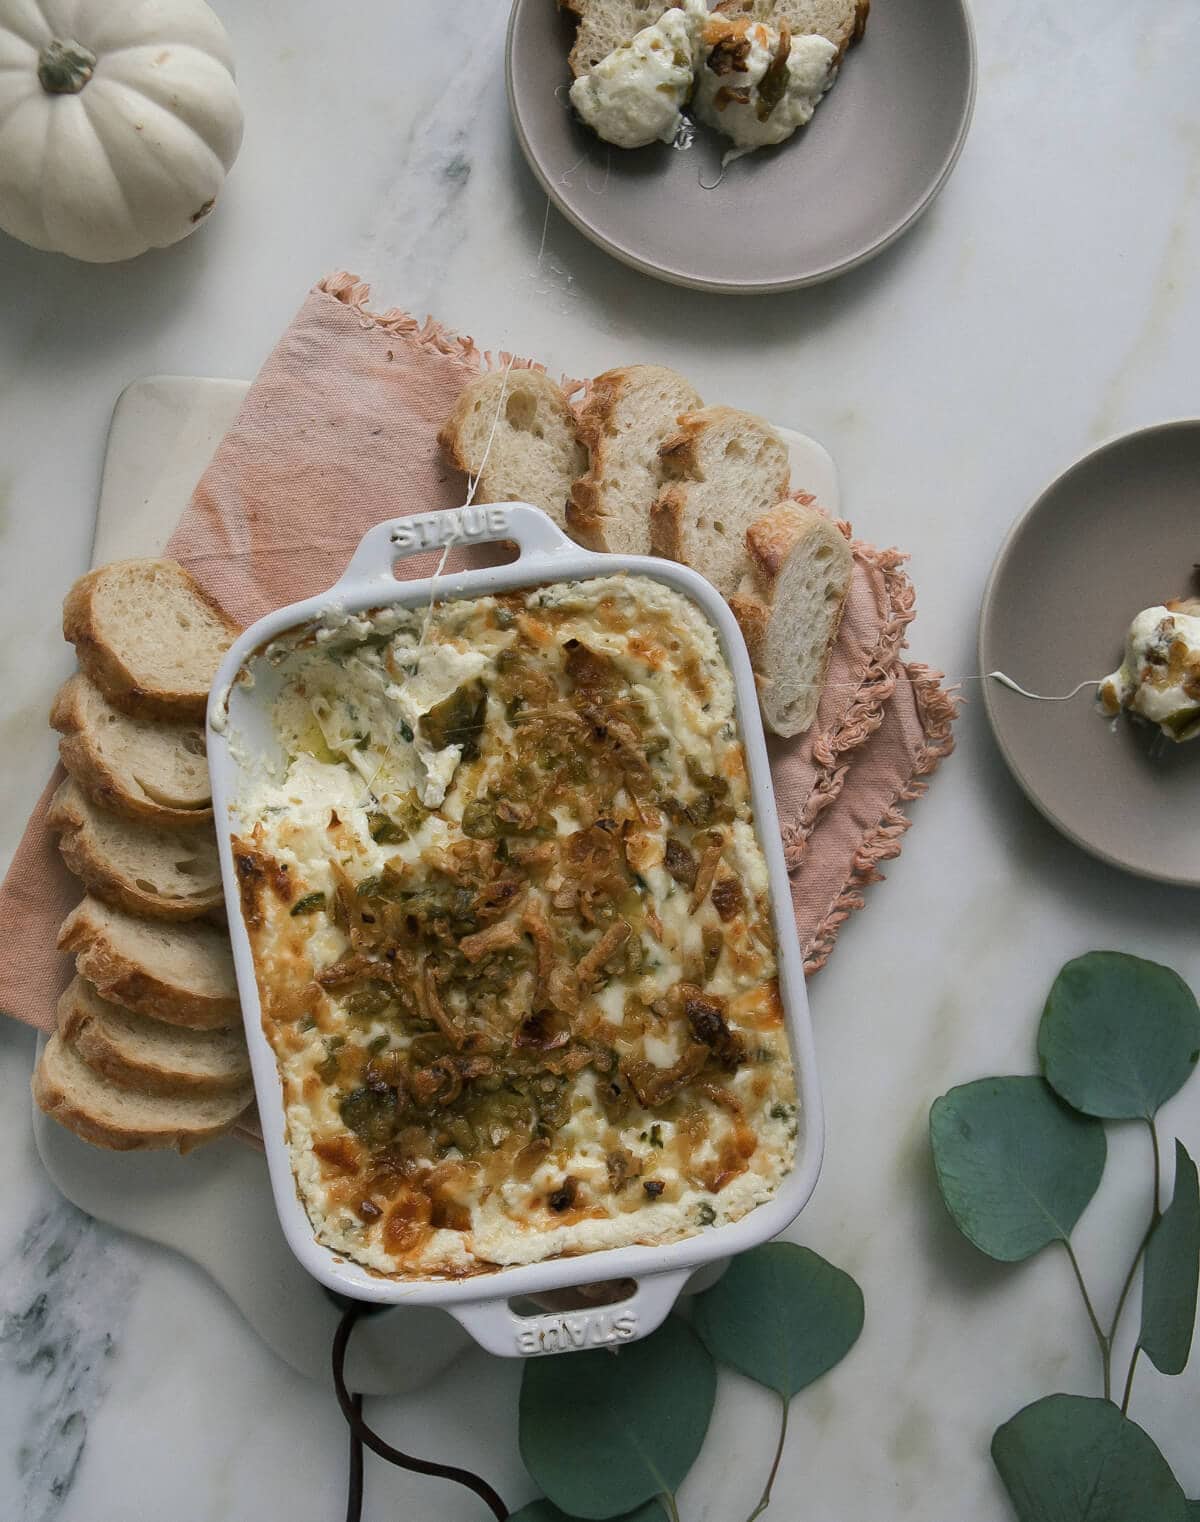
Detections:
1098,599,1200,743
231,575,797,1279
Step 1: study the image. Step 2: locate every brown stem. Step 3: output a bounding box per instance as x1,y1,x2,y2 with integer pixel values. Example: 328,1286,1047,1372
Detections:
1064,1240,1111,1401
38,38,97,94
744,1393,790,1522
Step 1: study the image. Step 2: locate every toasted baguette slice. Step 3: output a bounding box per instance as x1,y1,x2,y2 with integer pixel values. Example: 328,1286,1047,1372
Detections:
568,365,703,554
58,976,250,1097
58,896,239,1030
713,0,870,59
729,502,854,736
51,673,212,827
649,407,791,598
63,558,238,721
438,370,587,535
33,1031,251,1154
48,779,222,921
562,0,675,76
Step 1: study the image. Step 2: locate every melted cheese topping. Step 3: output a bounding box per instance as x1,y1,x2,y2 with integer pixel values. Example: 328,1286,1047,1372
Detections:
231,575,797,1279
1098,602,1200,742
569,0,708,149
695,17,838,158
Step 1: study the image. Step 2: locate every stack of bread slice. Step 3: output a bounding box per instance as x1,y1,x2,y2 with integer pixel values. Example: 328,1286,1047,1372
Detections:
439,362,853,739
32,559,254,1153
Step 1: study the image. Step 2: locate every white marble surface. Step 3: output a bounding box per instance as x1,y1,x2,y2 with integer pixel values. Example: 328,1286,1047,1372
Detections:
2,0,1199,1517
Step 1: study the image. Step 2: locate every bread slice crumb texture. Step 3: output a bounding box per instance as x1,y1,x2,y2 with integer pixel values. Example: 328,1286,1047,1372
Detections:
51,673,212,826
49,778,223,921
62,559,238,722
32,1032,251,1153
58,896,239,1029
58,976,250,1097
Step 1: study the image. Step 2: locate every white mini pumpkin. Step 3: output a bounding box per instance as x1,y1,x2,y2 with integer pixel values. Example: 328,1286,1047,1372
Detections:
0,0,244,262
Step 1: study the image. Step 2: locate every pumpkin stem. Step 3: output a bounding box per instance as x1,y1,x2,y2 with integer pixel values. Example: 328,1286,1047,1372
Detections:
37,38,97,95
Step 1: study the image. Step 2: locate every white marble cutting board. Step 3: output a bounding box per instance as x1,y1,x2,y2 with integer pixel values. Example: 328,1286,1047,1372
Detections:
32,374,839,1393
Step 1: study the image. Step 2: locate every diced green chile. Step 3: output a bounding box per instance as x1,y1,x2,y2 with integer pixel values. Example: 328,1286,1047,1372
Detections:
419,680,487,758
340,1085,399,1146
290,891,326,916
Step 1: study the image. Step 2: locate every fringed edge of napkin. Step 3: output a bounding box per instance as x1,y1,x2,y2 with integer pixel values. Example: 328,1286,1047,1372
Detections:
802,663,958,974
318,272,588,394
782,538,919,865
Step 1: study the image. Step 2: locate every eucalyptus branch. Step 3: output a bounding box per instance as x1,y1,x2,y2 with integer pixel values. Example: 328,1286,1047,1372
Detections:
742,1394,791,1522
659,1491,683,1522
1148,1115,1163,1218
1120,1346,1141,1415
1064,1240,1111,1400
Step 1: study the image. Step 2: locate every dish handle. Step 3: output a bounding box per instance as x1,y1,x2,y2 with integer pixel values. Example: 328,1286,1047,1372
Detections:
334,502,581,590
447,1268,692,1359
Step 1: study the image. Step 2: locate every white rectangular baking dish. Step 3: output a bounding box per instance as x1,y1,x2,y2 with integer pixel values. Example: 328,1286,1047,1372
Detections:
207,503,824,1357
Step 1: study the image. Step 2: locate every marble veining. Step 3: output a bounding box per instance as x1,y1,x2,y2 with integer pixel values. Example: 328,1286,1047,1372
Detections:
1,1193,139,1522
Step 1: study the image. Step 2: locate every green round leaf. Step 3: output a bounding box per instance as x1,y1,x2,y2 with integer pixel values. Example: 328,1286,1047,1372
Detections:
930,1077,1106,1262
992,1394,1189,1521
1141,1140,1200,1376
510,1502,667,1522
1039,952,1200,1120
519,1316,715,1520
690,1242,864,1398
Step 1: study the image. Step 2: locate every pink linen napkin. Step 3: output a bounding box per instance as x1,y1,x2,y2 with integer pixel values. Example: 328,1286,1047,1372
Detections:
0,272,957,1038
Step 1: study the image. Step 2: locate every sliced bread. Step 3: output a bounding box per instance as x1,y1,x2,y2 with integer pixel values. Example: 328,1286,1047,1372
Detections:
32,1031,251,1153
51,673,212,827
713,0,870,58
48,778,223,921
57,976,250,1097
438,369,588,535
649,406,791,598
729,501,854,736
567,364,703,554
561,0,674,76
58,896,239,1030
63,558,238,722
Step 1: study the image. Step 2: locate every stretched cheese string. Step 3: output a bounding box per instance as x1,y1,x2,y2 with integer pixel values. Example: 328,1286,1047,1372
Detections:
362,358,517,801
984,673,1102,701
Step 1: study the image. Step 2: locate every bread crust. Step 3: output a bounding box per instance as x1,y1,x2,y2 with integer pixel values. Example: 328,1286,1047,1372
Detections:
57,899,239,1030
50,675,213,829
648,484,688,562
48,780,222,922
728,592,771,670
62,560,239,722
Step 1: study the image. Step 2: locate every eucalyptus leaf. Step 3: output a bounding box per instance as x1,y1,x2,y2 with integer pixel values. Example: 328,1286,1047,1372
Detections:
509,1501,667,1522
691,1242,864,1397
519,1316,715,1520
1039,952,1200,1120
991,1394,1189,1522
930,1077,1106,1262
1141,1140,1200,1376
